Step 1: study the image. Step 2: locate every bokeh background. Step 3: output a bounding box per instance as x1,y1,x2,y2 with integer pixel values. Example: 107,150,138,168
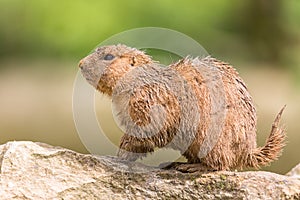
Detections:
0,0,299,174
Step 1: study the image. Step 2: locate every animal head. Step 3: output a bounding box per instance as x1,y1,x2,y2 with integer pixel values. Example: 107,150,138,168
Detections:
79,44,153,96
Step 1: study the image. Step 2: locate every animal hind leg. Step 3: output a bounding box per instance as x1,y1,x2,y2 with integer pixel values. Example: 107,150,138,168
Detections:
161,162,216,173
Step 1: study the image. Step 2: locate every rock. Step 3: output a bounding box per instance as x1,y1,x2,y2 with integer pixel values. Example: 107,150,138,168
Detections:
0,141,299,199
287,163,300,179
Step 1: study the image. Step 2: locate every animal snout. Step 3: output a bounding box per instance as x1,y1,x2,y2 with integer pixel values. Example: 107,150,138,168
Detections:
78,59,84,69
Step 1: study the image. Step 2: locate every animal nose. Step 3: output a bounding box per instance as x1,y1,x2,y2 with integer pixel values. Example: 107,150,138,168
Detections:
78,59,84,69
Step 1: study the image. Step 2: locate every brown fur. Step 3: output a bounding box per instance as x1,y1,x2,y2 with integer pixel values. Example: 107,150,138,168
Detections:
79,44,286,171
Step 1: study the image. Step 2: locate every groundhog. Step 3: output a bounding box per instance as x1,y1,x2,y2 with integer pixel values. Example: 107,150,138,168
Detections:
79,44,286,172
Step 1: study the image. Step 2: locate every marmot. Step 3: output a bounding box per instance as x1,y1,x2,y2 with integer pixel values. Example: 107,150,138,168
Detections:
79,44,285,172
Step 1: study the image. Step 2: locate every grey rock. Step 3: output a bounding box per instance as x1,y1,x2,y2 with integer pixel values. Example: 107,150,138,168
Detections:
0,141,299,200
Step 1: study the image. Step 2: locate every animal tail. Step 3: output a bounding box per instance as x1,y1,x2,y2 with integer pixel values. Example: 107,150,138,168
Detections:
247,105,286,169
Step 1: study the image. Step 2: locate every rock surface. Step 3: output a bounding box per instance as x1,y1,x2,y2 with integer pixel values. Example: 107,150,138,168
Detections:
286,163,300,179
0,141,299,200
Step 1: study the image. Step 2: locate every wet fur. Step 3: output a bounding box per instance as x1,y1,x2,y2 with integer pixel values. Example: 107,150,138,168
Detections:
79,44,286,171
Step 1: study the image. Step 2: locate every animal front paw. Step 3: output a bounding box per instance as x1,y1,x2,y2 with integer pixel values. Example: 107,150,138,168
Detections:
117,148,146,161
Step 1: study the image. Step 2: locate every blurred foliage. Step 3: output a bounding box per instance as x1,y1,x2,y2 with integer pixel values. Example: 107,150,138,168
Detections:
0,0,299,67
230,0,287,63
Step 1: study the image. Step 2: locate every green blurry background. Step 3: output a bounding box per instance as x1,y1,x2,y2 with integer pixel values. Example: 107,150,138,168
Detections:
0,0,299,174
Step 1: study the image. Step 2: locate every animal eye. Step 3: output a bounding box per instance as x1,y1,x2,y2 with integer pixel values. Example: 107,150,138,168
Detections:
103,54,115,60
